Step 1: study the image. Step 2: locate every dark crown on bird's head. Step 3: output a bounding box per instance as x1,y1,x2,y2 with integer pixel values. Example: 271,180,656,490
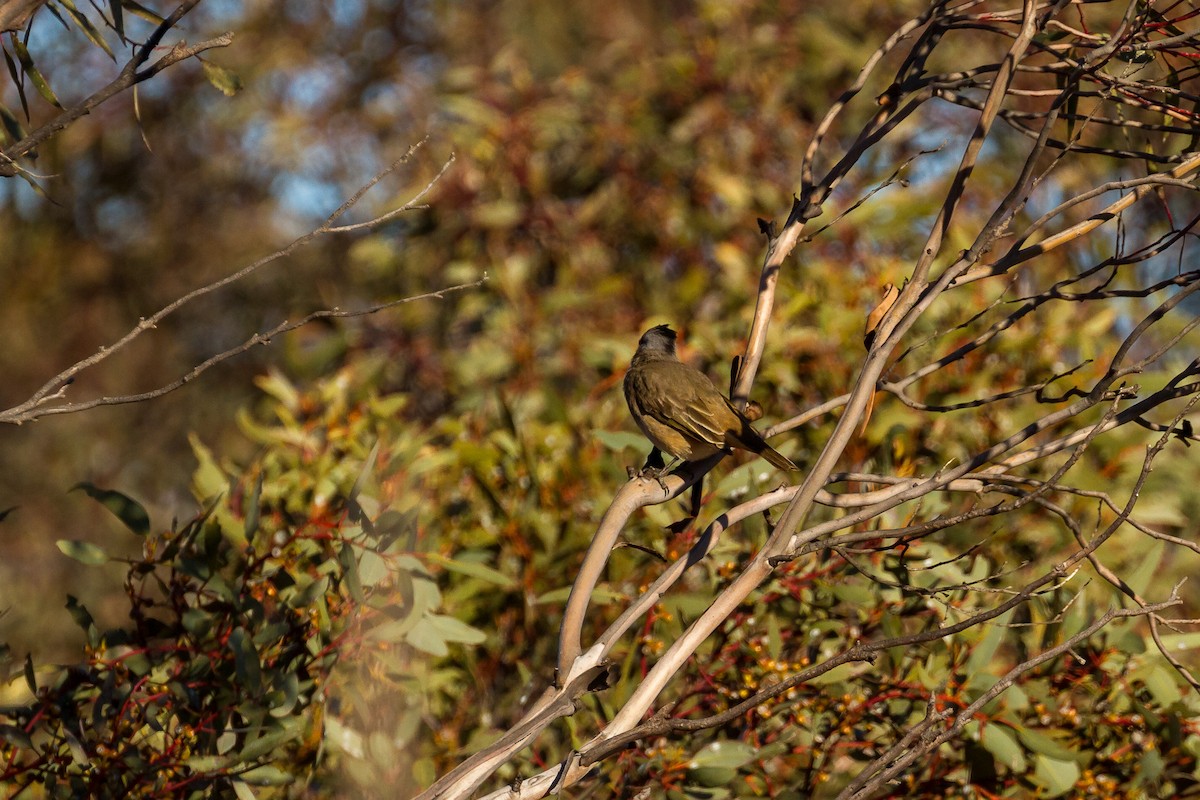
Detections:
637,324,678,356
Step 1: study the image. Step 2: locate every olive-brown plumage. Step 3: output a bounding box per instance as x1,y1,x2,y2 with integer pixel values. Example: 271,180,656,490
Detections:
623,325,797,471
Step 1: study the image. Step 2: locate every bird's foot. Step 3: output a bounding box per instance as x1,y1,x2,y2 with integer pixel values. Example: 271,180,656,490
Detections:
634,463,670,493
627,448,673,491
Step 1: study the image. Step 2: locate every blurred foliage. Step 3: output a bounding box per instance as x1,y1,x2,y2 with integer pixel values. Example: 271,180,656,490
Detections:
0,366,468,798
3,347,1199,798
2,0,1200,798
0,0,924,658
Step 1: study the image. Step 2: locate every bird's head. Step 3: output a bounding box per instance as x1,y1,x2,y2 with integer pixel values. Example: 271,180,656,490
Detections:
636,324,678,357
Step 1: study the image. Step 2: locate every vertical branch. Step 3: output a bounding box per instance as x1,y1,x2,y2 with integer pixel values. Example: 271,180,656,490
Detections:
423,1,1200,797
733,3,947,404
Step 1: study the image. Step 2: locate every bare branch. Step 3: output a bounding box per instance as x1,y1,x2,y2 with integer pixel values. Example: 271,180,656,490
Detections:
2,278,486,420
0,0,232,176
424,2,1200,797
0,149,458,424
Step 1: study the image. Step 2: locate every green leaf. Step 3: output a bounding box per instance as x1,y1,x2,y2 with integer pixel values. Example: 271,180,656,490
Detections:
1106,620,1146,655
426,613,487,645
425,552,517,589
338,542,364,603
471,199,523,229
412,756,437,788
966,610,1012,677
23,653,35,694
268,672,300,718
243,471,263,539
1126,538,1164,597
189,433,229,501
108,0,124,37
534,584,628,605
237,765,293,786
229,627,262,695
357,548,389,587
690,740,757,770
1149,631,1200,651
373,508,418,552
830,580,875,607
766,612,783,660
238,718,302,761
981,723,1026,772
367,617,419,645
254,370,301,411
593,430,649,452
56,0,116,59
72,482,151,536
216,729,238,755
201,60,243,96
232,781,257,800
64,595,95,634
1033,754,1080,797
1006,684,1030,712
10,161,49,198
41,2,68,30
57,539,110,565
10,39,62,108
687,766,738,788
1016,727,1081,762
0,724,33,750
62,729,88,764
369,393,408,417
405,616,449,656
1135,748,1165,788
347,439,380,508
123,652,151,676
1058,595,1088,642
0,103,21,145
119,0,165,25
2,45,28,120
1141,664,1184,708
181,608,212,637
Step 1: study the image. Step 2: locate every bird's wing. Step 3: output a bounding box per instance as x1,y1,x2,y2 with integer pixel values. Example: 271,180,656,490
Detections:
629,363,734,449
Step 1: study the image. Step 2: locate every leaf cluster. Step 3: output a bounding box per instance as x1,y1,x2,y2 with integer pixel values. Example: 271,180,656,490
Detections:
0,363,480,799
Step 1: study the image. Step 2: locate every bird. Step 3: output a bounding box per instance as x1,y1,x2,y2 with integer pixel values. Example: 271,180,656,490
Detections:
623,324,797,473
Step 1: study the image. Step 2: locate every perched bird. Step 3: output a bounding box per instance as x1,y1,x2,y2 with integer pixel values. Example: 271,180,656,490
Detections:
623,324,797,472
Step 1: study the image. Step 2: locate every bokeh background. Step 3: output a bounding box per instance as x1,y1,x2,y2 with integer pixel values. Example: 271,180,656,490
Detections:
1,0,925,658
4,0,1200,796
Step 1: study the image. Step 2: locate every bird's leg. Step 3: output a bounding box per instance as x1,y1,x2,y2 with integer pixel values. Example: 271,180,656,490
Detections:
631,448,678,492
629,448,660,479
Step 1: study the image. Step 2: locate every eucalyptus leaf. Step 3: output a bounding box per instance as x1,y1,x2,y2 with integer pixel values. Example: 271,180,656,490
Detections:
229,627,263,695
56,539,109,566
981,723,1026,772
1033,754,1080,798
72,482,151,536
425,552,516,589
426,613,487,645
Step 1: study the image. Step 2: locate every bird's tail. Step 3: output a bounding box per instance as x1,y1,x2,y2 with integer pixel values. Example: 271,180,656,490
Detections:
731,425,798,471
758,442,798,472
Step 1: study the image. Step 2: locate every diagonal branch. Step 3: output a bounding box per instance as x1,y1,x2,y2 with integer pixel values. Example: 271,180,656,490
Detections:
0,0,230,176
0,146,455,425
